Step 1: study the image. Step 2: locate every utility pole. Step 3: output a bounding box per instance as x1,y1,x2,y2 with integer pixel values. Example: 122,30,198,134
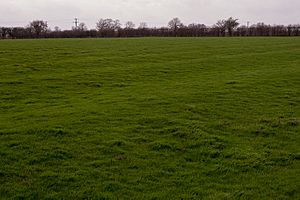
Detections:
74,18,79,29
247,21,250,36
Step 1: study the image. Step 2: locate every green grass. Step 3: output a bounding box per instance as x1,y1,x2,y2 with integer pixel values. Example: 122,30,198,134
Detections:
0,37,299,199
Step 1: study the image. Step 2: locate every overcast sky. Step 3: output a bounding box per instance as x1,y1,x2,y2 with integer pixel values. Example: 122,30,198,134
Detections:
0,0,299,29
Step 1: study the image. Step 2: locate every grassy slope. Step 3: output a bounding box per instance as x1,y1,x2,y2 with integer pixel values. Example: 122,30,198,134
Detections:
0,38,299,199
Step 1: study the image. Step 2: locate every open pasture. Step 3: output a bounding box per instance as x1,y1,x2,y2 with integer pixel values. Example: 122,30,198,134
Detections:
0,37,299,199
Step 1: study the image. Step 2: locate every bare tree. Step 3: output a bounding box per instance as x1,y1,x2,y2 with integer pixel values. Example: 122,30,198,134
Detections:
168,18,183,36
188,23,206,36
96,18,121,37
54,26,61,32
253,23,271,36
96,19,109,31
236,25,248,36
168,18,183,30
125,21,135,29
0,27,13,38
96,19,121,31
215,20,227,36
113,20,121,31
225,17,239,36
2,17,299,38
0,27,9,38
295,24,300,36
138,22,148,29
29,20,48,37
287,25,293,36
77,23,87,31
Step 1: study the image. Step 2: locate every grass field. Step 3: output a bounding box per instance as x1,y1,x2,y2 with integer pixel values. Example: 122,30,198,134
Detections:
0,37,299,199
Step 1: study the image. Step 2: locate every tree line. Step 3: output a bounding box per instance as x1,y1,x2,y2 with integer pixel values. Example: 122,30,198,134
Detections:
1,17,299,39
